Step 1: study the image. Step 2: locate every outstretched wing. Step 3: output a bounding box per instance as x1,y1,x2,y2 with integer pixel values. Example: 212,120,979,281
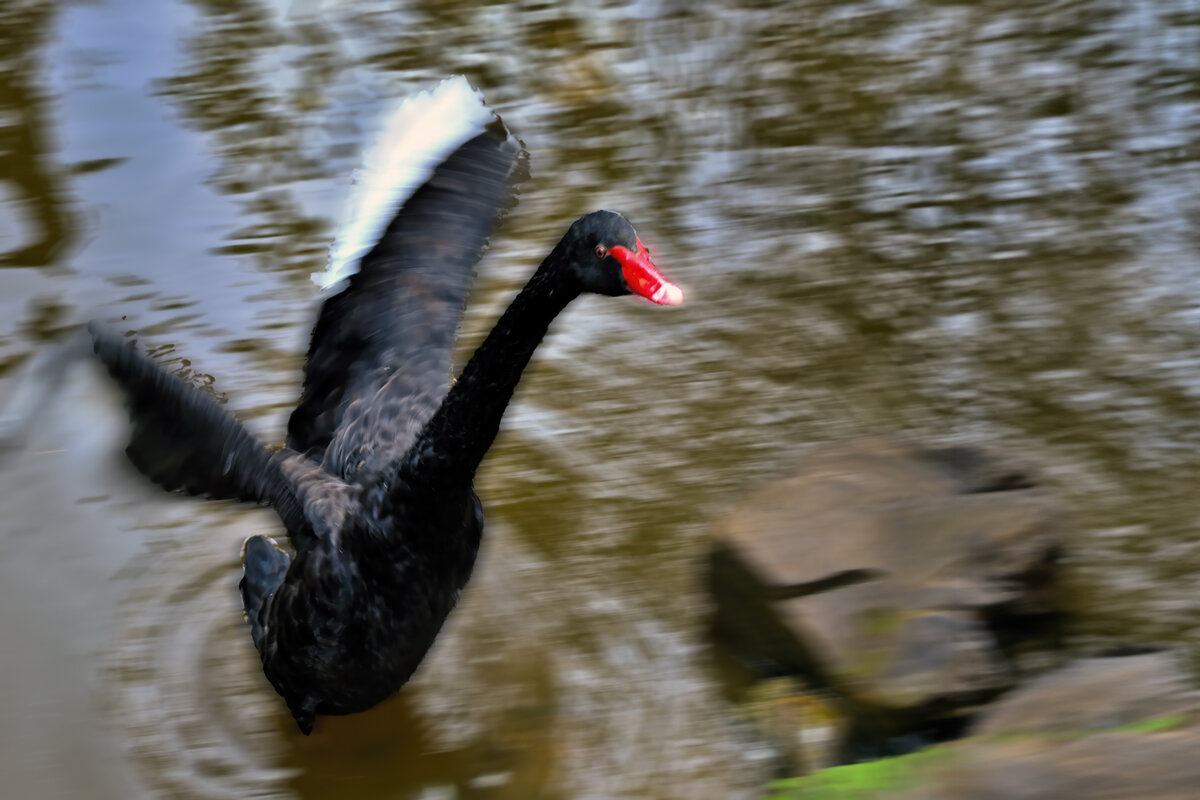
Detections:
89,323,318,547
287,124,524,484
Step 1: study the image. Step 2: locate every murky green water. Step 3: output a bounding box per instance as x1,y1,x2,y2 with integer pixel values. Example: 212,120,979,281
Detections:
3,0,1200,797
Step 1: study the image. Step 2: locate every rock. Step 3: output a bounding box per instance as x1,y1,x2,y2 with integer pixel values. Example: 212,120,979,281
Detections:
772,654,1200,799
972,652,1199,737
709,438,1062,727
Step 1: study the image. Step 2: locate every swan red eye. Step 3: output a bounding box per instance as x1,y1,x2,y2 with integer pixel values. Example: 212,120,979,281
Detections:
595,244,608,259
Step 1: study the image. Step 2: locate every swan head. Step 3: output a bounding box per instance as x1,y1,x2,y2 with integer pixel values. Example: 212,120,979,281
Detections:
562,211,683,306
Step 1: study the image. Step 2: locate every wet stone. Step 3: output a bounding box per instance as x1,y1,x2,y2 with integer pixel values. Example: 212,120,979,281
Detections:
971,651,1200,738
709,438,1062,726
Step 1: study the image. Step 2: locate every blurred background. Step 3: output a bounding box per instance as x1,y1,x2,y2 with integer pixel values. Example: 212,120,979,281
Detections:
2,0,1200,797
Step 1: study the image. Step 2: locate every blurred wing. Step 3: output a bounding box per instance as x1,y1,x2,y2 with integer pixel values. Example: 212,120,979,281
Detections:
287,125,524,483
89,323,318,546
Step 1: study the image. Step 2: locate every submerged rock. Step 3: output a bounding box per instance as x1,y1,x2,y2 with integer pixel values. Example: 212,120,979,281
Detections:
739,677,847,777
709,438,1062,728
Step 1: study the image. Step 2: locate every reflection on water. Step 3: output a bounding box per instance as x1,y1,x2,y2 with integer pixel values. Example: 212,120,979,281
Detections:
0,2,75,269
3,0,1200,797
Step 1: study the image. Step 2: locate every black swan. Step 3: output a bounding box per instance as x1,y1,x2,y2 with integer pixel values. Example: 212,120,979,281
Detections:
88,77,682,734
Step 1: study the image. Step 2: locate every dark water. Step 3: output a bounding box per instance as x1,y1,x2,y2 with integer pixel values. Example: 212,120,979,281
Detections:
3,0,1200,797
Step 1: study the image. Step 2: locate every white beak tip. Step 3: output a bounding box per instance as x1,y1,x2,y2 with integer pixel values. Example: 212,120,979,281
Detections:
658,283,684,306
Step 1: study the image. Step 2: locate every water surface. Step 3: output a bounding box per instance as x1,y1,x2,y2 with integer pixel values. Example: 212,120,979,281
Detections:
4,1,1200,797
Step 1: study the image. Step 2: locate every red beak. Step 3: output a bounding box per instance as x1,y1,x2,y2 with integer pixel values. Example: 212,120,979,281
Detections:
609,238,683,306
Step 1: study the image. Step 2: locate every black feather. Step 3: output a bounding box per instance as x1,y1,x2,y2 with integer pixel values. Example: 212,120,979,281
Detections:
289,128,524,485
88,322,317,548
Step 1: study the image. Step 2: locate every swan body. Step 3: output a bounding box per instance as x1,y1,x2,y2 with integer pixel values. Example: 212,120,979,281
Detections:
90,78,681,733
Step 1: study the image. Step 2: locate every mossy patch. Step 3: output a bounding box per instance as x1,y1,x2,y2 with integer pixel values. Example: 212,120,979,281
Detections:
764,746,954,800
986,713,1189,743
1111,714,1187,734
856,606,904,638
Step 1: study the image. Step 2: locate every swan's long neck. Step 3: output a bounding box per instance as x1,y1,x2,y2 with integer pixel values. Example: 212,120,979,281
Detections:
401,250,579,488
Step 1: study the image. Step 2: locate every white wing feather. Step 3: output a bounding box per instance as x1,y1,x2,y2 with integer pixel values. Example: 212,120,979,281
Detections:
314,76,496,289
